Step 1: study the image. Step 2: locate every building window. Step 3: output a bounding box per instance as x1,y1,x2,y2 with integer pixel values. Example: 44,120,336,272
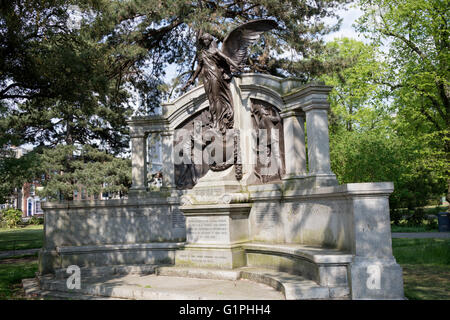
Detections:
27,198,34,216
35,200,42,214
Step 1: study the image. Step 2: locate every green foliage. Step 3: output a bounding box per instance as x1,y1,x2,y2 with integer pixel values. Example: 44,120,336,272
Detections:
322,37,446,218
0,148,41,203
0,0,134,152
320,38,389,132
406,208,426,227
390,209,404,226
0,208,23,229
356,0,450,201
28,216,43,226
37,145,131,200
330,128,446,214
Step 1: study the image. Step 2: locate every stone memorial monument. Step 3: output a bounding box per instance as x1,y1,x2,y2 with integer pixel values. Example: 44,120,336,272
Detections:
36,20,404,300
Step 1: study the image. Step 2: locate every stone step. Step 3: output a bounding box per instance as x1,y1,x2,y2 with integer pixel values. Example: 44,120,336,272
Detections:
22,278,125,300
36,272,285,300
239,267,350,300
147,266,349,300
33,265,349,300
54,264,160,279
155,266,349,299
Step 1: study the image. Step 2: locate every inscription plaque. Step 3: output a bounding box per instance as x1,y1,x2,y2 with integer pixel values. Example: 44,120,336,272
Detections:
171,208,186,229
255,207,279,229
186,216,229,243
177,251,229,265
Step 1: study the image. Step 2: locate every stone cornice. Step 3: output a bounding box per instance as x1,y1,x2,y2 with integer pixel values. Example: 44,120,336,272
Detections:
283,83,333,112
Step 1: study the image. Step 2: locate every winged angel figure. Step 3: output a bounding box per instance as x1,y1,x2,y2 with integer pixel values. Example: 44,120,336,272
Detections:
183,20,278,134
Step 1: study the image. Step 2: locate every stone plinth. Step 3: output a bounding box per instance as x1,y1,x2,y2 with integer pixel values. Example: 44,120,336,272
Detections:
177,203,251,269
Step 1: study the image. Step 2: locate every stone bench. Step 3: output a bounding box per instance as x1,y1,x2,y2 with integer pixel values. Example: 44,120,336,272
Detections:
242,242,353,287
40,243,185,270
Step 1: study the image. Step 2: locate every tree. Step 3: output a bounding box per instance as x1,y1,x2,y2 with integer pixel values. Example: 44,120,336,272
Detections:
330,129,445,219
320,38,445,222
0,0,134,152
319,38,390,133
1,0,353,199
2,0,353,125
356,0,449,202
0,1,140,200
38,145,131,200
0,147,41,204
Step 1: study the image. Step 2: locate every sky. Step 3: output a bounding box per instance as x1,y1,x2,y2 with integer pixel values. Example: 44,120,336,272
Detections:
323,6,366,42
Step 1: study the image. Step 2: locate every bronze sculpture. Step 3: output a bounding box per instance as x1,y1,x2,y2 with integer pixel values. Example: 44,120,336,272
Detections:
176,20,278,186
183,19,278,134
251,99,285,183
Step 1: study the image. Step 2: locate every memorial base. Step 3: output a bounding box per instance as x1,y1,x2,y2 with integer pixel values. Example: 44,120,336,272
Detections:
175,245,247,269
178,203,252,269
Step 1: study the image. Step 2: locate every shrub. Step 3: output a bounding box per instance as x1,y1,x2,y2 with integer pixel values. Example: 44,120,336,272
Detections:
406,208,426,226
425,218,438,230
0,208,23,228
390,209,404,226
28,216,44,225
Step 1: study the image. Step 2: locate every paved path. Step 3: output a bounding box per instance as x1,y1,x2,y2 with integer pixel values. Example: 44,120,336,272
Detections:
0,248,39,259
392,232,450,239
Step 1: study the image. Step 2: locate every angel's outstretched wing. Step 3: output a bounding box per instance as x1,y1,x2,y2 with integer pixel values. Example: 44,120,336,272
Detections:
221,19,278,67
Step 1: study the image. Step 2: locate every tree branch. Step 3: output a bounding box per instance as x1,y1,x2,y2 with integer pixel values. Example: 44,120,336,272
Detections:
379,12,428,62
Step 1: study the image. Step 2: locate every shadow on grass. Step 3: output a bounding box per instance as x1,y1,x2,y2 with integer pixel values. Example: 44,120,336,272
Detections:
392,239,450,300
401,265,450,300
0,225,44,251
0,256,38,300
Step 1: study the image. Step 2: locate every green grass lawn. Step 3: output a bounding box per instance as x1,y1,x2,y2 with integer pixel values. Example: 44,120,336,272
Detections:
392,238,450,300
0,225,44,251
391,225,438,233
0,255,38,299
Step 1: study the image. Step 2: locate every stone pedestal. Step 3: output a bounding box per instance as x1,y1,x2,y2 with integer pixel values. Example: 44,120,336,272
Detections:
346,183,404,299
176,166,251,269
176,203,251,269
